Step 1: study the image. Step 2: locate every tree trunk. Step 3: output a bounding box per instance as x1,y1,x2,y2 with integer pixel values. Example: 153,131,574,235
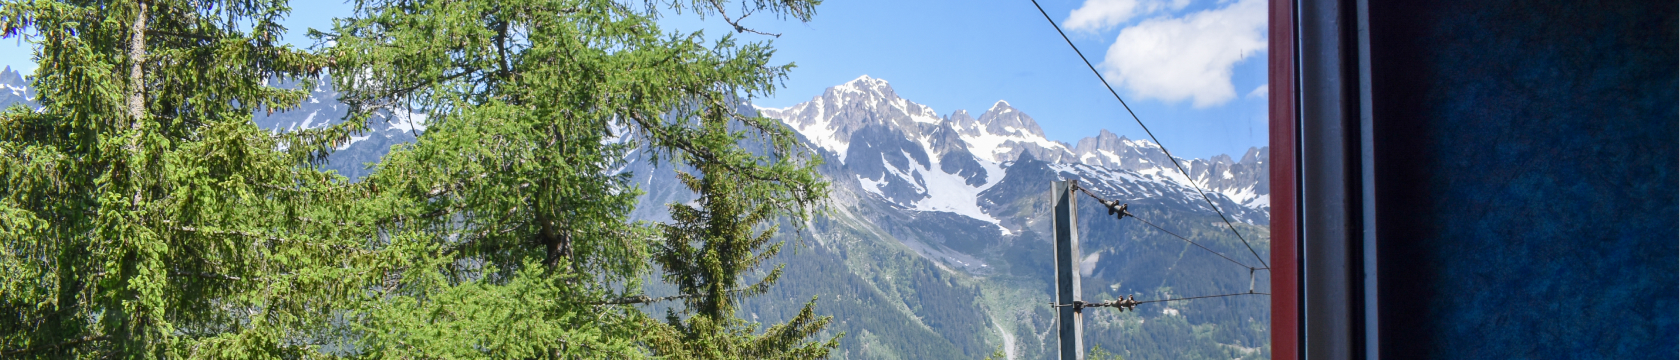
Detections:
127,2,146,122
127,1,147,207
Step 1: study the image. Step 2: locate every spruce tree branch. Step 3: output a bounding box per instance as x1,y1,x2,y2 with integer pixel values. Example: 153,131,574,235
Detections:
293,216,370,231
0,335,108,357
164,221,365,254
625,112,799,186
595,294,692,305
144,29,213,42
340,69,478,112
595,287,752,305
438,222,525,257
255,181,363,194
170,271,250,281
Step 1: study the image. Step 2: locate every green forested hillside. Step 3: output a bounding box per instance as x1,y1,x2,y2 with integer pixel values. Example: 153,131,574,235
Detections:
627,148,1271,359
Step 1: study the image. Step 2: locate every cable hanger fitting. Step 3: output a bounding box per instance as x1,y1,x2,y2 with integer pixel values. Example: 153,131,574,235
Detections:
1050,295,1143,313
1072,181,1132,220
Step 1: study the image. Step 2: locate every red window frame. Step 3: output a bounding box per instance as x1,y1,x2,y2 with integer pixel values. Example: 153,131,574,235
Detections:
1267,0,1299,358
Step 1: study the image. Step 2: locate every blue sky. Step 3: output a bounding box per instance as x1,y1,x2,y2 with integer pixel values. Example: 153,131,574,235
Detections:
0,0,1268,160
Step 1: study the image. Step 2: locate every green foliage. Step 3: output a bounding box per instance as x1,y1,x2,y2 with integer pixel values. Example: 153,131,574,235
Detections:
646,100,838,359
0,0,352,357
0,0,836,358
1089,344,1123,360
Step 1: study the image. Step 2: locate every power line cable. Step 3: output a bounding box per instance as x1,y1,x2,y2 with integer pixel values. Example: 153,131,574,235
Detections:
1055,292,1269,311
1134,292,1269,305
1028,0,1269,270
1073,184,1257,271
1130,212,1260,271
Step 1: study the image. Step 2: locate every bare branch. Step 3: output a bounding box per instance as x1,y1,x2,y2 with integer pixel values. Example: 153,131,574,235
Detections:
706,0,781,37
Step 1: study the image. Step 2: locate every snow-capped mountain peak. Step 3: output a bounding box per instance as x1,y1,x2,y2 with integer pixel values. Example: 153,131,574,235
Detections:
833,74,892,95
757,75,1269,215
757,74,942,163
979,100,1037,134
0,66,36,108
958,99,1071,163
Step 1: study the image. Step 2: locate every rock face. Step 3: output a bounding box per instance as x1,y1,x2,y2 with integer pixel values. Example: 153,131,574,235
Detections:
1,66,35,110
757,75,1270,217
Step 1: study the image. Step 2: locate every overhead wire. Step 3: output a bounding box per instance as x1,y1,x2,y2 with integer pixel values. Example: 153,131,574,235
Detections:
1131,210,1260,271
1070,183,1269,310
1134,292,1269,305
1073,184,1257,271
1028,0,1269,270
1061,292,1270,311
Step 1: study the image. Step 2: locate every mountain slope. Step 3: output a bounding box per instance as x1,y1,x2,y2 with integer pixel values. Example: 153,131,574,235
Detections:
724,76,1273,359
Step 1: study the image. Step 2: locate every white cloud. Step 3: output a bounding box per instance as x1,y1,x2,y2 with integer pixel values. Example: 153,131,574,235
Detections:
1099,0,1266,107
1248,84,1268,98
1062,0,1191,32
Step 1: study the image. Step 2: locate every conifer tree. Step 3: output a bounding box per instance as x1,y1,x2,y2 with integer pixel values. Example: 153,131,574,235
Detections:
320,0,835,357
644,95,838,360
0,0,373,358
1,0,835,357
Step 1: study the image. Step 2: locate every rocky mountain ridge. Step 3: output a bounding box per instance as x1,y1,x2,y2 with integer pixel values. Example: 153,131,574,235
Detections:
758,75,1270,220
1,66,35,110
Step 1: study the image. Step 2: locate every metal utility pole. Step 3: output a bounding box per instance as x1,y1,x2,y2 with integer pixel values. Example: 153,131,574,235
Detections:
1051,180,1083,360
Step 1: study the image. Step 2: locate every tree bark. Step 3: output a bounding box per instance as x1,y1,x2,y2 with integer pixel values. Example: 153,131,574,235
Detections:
127,1,146,128
127,1,148,207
